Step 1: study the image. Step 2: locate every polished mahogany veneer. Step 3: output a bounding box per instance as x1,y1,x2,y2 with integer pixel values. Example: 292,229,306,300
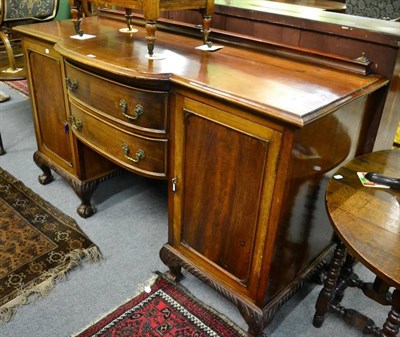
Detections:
15,12,392,336
163,1,400,152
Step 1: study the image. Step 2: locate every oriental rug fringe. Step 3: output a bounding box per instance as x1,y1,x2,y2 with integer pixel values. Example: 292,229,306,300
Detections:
0,167,102,324
74,273,247,337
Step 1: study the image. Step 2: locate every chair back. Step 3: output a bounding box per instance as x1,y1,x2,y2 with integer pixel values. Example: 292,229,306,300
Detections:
1,0,59,25
345,0,400,20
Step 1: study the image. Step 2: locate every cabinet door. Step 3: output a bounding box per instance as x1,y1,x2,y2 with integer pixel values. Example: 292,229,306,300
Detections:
24,39,74,172
171,96,282,298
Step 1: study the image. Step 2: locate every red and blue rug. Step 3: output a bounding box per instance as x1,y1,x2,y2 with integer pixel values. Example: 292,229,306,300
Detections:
4,80,29,97
74,274,247,337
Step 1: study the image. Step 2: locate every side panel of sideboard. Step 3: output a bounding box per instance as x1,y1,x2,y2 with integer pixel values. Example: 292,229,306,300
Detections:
162,83,386,336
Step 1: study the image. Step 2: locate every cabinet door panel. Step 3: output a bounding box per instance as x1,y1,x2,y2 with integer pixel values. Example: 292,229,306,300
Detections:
28,47,73,170
182,113,268,282
173,97,282,293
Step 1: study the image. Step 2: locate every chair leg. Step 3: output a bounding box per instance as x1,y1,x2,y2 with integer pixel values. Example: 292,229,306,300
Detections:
0,31,23,75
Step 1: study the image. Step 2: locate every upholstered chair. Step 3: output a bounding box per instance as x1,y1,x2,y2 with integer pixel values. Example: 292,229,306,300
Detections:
0,0,59,79
346,0,400,20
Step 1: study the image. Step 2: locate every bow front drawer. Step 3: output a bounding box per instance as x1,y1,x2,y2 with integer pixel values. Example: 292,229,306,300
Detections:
65,62,168,135
69,103,167,179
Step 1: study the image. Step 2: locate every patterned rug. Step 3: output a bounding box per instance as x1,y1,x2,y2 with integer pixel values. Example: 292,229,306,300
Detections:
0,168,101,324
3,79,29,97
74,273,247,337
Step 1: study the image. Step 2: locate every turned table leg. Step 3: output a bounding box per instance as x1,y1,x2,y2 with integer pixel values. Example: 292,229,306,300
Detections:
381,288,400,337
313,240,347,327
200,10,212,46
145,20,157,57
70,0,84,36
125,8,134,31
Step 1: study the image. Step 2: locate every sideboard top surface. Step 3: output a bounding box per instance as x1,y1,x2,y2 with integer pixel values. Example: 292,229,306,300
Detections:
15,17,387,126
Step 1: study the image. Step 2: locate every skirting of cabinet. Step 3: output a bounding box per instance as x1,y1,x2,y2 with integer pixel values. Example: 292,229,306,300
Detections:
160,243,332,336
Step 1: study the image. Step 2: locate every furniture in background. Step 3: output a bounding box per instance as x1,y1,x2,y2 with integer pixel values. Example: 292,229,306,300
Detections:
346,0,400,20
313,149,400,336
0,0,59,80
164,0,400,152
69,0,214,57
56,0,73,20
336,0,400,190
247,0,346,12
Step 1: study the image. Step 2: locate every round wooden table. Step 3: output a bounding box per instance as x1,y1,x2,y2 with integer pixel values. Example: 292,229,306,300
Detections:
313,149,400,336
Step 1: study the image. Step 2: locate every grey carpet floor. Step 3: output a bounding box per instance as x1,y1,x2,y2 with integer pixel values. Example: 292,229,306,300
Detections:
0,81,391,336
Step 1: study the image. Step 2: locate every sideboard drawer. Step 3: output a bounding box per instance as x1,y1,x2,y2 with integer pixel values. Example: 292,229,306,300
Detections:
65,62,168,135
69,103,167,178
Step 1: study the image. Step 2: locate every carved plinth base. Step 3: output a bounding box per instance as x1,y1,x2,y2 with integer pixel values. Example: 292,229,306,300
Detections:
160,244,329,337
33,151,121,218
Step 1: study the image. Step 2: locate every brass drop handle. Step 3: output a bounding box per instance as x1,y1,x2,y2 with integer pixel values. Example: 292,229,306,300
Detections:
66,76,78,91
119,99,144,120
69,115,83,131
122,143,145,163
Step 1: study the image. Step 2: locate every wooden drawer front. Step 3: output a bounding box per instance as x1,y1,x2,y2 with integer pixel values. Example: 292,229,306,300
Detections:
65,63,168,134
70,104,167,178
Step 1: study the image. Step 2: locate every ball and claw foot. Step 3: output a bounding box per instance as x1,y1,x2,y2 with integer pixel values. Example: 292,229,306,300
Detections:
77,202,96,218
167,267,184,282
38,173,54,185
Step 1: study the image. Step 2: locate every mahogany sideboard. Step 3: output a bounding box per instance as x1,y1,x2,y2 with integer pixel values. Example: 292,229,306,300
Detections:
14,12,390,336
